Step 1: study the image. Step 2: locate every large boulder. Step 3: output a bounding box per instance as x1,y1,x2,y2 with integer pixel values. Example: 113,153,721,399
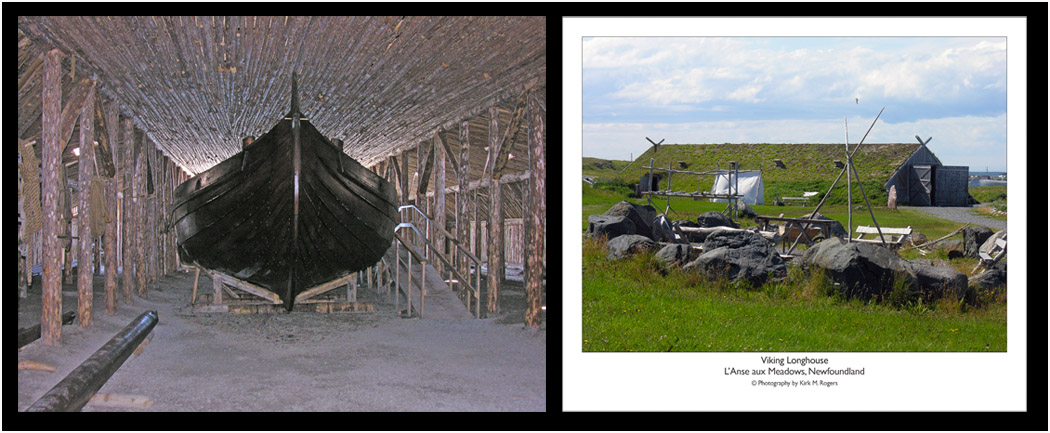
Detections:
935,239,964,259
962,226,994,258
801,211,848,238
801,238,915,300
914,266,968,301
969,265,1007,293
604,201,658,239
654,244,695,268
697,211,738,229
587,214,636,240
606,234,658,260
684,229,785,286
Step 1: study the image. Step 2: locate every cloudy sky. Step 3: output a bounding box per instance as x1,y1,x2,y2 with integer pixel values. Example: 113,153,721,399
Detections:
582,36,1008,171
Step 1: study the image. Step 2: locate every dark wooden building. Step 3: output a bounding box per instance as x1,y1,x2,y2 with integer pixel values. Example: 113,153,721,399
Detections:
883,140,969,206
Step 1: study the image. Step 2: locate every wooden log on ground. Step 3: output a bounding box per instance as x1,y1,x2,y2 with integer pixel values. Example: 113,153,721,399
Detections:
77,80,96,329
41,48,64,346
524,89,545,328
25,310,159,412
86,393,154,410
18,361,58,373
18,311,76,349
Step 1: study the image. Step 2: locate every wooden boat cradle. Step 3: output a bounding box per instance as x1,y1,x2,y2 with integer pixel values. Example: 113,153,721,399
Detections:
187,262,390,314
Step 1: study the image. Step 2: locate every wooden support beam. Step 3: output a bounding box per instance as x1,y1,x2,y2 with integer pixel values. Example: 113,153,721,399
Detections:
91,95,116,178
457,120,471,281
120,119,135,304
434,134,446,275
436,130,459,174
58,77,94,153
525,89,545,328
134,132,147,298
41,48,64,346
486,106,503,315
492,89,530,180
416,139,435,200
400,149,410,205
77,80,96,329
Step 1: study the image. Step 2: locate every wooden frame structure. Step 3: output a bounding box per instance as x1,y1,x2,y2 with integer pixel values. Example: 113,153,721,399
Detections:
641,158,743,219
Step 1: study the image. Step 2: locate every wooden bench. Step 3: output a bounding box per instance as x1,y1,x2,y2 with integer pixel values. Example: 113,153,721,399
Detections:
853,225,912,249
972,237,1007,273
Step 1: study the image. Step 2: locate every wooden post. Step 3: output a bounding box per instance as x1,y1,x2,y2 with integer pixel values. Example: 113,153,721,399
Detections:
121,119,135,304
77,81,96,329
486,106,503,315
41,48,64,345
63,185,74,285
524,90,545,328
134,133,147,297
457,120,471,282
433,134,446,275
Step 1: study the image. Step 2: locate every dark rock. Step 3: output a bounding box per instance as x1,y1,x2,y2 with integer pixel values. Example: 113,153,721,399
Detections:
969,268,1007,292
909,231,928,247
936,239,964,259
606,234,658,260
802,238,915,300
604,201,659,239
914,266,968,301
697,211,738,229
684,230,785,286
587,214,636,240
961,226,994,258
654,244,694,267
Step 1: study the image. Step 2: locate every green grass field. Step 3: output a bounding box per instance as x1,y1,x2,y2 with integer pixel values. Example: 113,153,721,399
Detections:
581,178,1007,352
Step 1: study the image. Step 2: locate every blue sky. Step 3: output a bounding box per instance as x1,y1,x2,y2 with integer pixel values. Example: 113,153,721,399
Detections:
582,37,1008,171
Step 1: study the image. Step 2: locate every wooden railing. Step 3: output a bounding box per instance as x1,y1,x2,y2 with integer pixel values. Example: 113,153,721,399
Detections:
398,205,482,318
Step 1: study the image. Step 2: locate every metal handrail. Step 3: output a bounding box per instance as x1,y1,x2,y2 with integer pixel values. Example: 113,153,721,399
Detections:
392,230,426,318
397,204,483,318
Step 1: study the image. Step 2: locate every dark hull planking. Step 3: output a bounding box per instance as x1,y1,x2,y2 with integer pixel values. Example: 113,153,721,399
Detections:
172,113,397,311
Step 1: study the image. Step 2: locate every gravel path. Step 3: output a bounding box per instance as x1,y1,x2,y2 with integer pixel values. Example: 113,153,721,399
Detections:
899,205,1006,231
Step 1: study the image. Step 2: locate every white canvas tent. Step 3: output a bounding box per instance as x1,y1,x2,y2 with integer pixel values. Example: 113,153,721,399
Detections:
711,170,764,205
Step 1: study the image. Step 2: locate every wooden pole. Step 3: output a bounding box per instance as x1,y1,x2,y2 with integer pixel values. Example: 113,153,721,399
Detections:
524,90,545,328
434,134,446,275
121,119,135,304
104,99,120,315
77,81,96,329
845,117,852,243
486,106,503,315
457,120,471,282
41,48,64,345
134,133,147,297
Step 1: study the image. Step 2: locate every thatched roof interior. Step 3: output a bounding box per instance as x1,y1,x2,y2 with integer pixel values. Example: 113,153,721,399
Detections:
17,16,546,194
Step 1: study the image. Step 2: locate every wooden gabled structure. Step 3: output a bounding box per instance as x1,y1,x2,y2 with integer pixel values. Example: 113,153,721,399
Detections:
18,16,547,346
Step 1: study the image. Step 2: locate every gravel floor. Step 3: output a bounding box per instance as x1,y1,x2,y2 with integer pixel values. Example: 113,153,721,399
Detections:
899,205,1006,231
16,269,545,412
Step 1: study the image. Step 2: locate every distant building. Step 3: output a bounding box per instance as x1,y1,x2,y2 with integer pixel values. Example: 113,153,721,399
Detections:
884,143,969,206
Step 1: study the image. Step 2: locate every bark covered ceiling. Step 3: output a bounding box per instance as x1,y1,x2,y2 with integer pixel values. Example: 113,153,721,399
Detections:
17,16,546,175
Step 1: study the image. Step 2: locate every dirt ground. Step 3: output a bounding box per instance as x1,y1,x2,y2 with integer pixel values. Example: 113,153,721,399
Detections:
15,267,545,412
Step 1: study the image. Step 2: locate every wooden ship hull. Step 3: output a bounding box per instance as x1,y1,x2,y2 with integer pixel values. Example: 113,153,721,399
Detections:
171,75,398,310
